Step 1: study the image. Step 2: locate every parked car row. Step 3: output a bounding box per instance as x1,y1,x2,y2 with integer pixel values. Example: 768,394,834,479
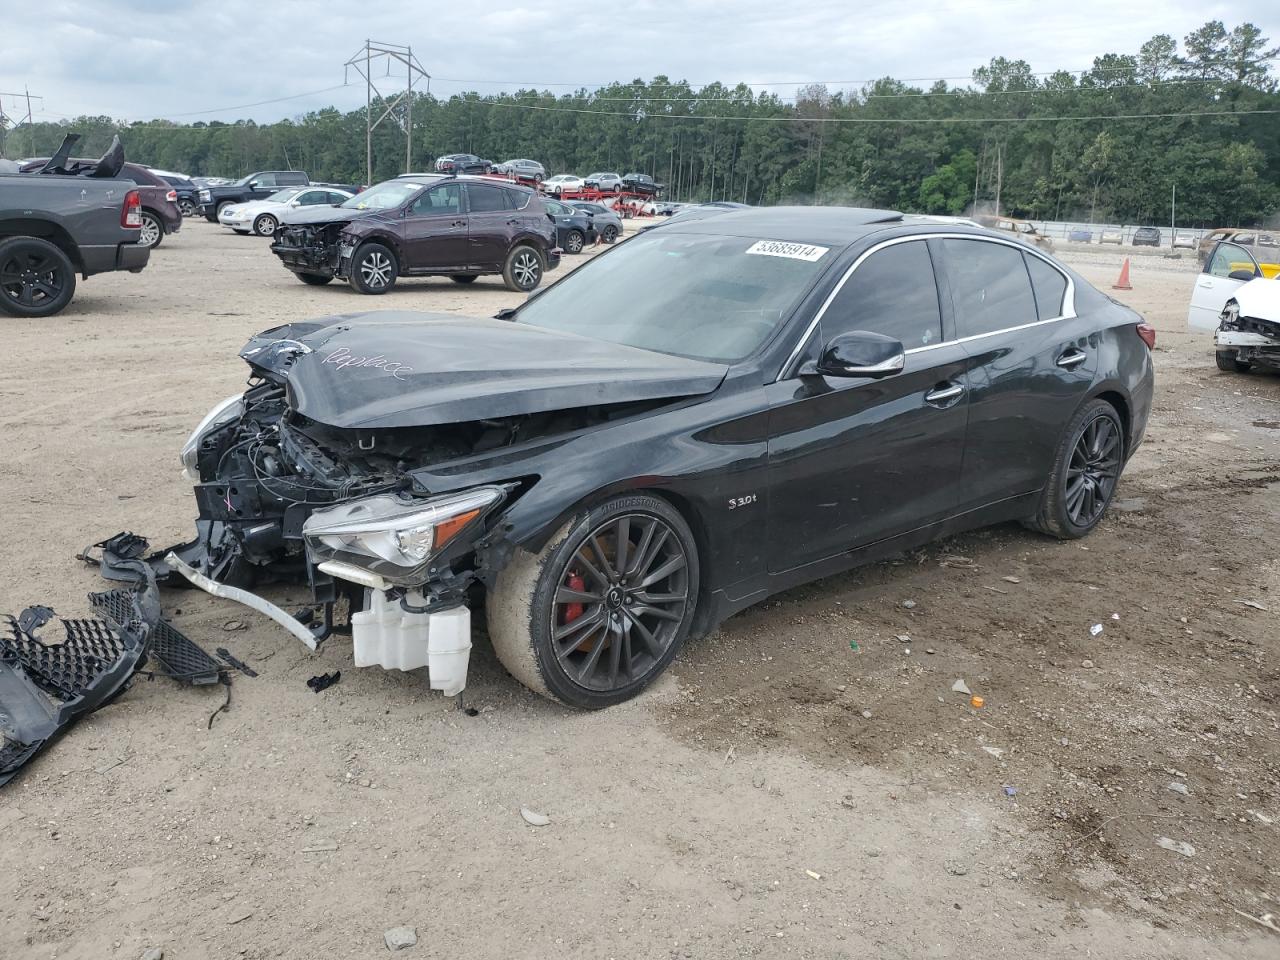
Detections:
1069,226,1198,248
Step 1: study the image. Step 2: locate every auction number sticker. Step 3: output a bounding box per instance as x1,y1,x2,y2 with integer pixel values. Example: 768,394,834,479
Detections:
745,240,829,262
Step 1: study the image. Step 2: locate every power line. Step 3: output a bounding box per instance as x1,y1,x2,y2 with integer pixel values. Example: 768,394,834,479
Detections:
460,98,1280,124
146,83,355,118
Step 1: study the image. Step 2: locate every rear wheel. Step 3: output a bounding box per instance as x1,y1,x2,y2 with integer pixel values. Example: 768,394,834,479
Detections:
1025,399,1124,539
139,211,164,248
450,275,478,284
253,214,278,237
488,494,699,708
297,272,333,286
0,236,77,318
1216,350,1251,373
602,225,619,244
564,229,585,254
348,242,398,295
502,245,544,292
178,198,197,217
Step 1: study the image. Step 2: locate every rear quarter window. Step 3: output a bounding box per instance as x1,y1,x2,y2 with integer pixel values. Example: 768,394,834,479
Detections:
1024,253,1069,320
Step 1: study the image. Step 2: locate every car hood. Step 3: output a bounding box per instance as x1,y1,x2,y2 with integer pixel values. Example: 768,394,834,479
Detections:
1233,277,1280,320
240,311,728,429
280,205,387,227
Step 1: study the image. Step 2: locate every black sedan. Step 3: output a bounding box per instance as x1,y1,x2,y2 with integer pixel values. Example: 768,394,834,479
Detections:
434,154,493,175
620,172,663,196
543,198,594,253
161,207,1154,709
1132,226,1161,247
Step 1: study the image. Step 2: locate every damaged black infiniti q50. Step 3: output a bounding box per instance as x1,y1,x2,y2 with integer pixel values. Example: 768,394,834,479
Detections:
161,207,1154,708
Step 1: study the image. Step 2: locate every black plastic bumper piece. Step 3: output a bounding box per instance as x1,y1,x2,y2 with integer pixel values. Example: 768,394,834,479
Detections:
0,613,148,787
90,589,223,686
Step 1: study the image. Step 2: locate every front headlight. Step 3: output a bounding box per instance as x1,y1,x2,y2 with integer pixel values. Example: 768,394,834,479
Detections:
180,394,245,479
198,189,211,201
303,487,505,586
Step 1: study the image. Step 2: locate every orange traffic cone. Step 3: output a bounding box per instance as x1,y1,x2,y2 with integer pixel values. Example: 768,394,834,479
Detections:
1112,257,1133,291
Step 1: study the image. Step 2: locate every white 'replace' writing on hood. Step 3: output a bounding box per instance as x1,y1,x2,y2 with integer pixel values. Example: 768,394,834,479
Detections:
321,346,414,380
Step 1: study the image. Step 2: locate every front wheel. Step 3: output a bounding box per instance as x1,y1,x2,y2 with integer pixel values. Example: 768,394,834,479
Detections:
502,245,544,292
564,229,585,254
488,494,700,708
1216,350,1251,373
139,211,164,248
178,198,197,217
253,214,278,237
348,242,398,295
297,272,333,286
0,236,77,318
602,225,619,244
1025,399,1124,539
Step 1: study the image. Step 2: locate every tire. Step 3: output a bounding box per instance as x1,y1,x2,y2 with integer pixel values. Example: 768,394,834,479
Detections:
487,494,700,708
564,229,585,254
502,245,544,292
1216,350,1251,373
450,275,478,284
253,214,278,237
178,199,196,217
348,242,398,295
602,225,619,244
1025,399,1125,540
139,211,164,248
0,236,77,318
297,272,333,286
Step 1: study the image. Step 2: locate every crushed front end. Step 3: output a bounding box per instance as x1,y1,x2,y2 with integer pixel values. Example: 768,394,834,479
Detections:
1216,294,1280,371
270,222,343,279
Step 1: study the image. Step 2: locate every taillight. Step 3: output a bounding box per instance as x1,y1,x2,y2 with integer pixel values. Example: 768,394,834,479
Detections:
166,189,178,203
122,190,142,228
1136,322,1156,350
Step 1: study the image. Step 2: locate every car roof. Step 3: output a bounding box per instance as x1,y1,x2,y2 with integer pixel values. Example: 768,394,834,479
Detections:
657,205,904,246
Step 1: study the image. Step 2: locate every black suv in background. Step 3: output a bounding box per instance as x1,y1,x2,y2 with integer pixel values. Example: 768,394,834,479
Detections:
621,173,663,197
434,154,493,174
1132,226,1161,247
198,171,309,220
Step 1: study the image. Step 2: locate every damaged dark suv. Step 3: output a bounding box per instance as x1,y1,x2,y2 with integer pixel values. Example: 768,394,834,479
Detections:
160,207,1154,709
270,175,559,294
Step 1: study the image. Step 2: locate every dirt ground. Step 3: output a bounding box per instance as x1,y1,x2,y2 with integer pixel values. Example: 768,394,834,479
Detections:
1,220,1277,959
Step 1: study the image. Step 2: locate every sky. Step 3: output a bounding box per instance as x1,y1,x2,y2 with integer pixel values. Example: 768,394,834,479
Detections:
2,0,1278,124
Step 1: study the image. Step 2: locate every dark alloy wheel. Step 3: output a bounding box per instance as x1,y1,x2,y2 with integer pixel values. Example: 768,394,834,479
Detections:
502,245,543,292
253,214,278,237
1026,399,1124,539
564,229,585,254
602,225,619,244
0,236,77,318
178,198,197,217
1216,350,1251,373
488,494,700,708
349,242,398,295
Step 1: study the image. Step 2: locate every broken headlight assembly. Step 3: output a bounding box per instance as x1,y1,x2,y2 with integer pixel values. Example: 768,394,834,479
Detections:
180,394,245,479
302,487,505,587
1218,300,1241,330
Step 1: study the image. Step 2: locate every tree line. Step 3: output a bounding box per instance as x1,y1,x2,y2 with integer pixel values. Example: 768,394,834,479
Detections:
4,20,1278,227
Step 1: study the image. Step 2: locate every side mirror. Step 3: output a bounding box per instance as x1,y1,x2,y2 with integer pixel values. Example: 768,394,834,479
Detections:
803,331,905,379
1228,269,1259,282
248,181,259,189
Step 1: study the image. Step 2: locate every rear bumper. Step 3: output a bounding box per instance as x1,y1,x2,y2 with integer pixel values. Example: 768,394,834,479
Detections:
80,242,150,276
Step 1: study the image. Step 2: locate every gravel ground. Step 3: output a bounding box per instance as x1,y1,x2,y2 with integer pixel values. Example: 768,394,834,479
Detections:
0,221,1277,959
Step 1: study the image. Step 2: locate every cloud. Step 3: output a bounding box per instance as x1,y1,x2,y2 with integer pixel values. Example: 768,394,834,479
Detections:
5,0,1277,122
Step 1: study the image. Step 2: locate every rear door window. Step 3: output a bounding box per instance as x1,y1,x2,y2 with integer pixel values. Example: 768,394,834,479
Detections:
1024,253,1069,320
821,240,943,349
467,184,508,213
940,239,1038,338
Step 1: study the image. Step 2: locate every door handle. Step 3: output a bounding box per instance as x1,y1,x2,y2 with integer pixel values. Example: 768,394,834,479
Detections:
924,382,964,405
452,219,467,228
1056,349,1087,369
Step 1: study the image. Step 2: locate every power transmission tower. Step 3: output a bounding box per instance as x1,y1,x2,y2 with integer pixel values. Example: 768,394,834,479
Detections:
344,40,429,185
0,88,42,158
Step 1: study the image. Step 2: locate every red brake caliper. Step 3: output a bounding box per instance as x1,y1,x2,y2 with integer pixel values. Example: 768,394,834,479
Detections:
562,571,586,623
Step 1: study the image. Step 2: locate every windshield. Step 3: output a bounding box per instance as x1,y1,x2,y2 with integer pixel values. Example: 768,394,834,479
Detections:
340,181,421,210
267,187,304,203
517,232,833,362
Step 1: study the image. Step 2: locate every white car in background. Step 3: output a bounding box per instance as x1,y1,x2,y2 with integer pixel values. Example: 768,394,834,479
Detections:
543,174,585,197
1187,238,1279,373
218,186,353,237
